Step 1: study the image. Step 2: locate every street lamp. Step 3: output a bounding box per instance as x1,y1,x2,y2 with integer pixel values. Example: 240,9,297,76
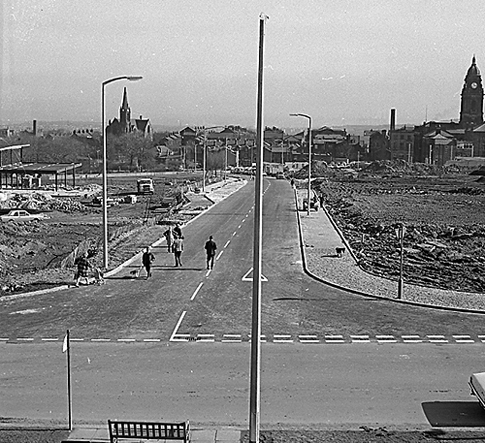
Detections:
290,113,312,215
101,75,142,269
199,125,225,193
394,223,406,299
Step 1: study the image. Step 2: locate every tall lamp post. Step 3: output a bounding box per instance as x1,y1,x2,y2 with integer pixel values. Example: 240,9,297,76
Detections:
395,223,406,299
101,75,142,269
200,125,225,193
290,113,312,215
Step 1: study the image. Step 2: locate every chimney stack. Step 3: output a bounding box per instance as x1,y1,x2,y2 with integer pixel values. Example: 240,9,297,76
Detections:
390,109,396,132
33,119,37,136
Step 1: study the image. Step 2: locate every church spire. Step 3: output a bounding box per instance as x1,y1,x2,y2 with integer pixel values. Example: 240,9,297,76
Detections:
119,87,131,133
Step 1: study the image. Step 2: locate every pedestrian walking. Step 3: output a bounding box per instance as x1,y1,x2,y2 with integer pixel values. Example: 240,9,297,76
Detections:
142,246,155,279
204,235,217,270
163,226,174,252
74,253,91,287
173,224,182,239
173,235,184,267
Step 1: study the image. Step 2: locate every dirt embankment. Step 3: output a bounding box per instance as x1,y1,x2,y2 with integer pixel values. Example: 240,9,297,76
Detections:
315,173,485,293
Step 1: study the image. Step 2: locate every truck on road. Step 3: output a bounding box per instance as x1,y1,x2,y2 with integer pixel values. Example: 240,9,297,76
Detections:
137,178,154,195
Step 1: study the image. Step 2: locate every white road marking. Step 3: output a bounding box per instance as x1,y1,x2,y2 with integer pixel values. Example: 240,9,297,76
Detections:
222,334,242,343
402,335,423,343
427,335,448,343
191,282,204,301
350,335,370,343
17,338,34,341
143,339,161,342
238,225,242,229
224,240,230,248
376,335,397,343
197,334,215,342
216,251,223,260
91,338,111,342
274,334,293,343
117,338,136,342
41,338,59,341
233,231,237,236
241,218,246,223
170,311,186,341
453,335,475,343
478,335,485,342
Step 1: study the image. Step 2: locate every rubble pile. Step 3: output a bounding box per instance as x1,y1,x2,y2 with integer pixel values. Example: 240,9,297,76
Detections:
319,178,485,293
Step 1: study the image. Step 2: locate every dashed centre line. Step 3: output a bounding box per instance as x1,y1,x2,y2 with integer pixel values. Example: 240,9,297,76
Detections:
191,282,204,301
224,240,230,248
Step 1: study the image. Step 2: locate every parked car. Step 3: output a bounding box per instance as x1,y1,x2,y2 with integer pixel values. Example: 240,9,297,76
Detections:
275,172,285,179
469,372,485,409
0,209,50,222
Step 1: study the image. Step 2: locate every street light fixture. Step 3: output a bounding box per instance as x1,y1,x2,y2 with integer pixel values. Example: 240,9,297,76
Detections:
290,113,312,215
101,75,142,270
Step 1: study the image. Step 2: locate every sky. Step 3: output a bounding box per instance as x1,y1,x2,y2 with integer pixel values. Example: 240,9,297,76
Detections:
1,0,485,130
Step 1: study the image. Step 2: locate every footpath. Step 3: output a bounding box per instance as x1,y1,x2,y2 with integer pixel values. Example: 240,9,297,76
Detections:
296,189,485,313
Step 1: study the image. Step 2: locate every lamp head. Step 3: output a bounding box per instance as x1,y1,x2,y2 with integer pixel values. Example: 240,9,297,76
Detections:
127,76,143,81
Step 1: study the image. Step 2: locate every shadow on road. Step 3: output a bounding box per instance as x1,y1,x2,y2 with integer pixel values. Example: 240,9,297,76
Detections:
422,401,485,427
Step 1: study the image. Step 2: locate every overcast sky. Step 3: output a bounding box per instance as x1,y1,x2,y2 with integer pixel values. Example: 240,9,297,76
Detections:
1,0,485,130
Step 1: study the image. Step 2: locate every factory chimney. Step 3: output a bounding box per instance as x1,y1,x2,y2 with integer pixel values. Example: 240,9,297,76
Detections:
390,109,396,132
33,119,37,136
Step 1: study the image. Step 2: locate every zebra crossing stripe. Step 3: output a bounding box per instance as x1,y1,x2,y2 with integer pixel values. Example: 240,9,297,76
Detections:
17,338,34,341
143,339,161,342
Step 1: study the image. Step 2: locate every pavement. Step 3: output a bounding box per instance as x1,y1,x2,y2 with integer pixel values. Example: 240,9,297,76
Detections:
58,179,485,441
296,188,485,313
64,425,242,443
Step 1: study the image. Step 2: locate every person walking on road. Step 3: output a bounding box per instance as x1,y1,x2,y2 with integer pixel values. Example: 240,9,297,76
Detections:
173,235,184,267
204,235,217,270
142,246,155,279
173,224,182,239
74,253,91,287
163,227,174,252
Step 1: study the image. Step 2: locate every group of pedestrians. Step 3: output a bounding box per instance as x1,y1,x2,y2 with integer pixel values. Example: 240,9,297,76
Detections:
163,224,184,267
74,224,218,286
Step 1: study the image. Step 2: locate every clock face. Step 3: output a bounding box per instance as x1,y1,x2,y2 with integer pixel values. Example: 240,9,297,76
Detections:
471,82,478,89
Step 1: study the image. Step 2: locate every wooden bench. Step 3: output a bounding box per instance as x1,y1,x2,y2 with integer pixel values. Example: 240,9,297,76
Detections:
108,420,190,443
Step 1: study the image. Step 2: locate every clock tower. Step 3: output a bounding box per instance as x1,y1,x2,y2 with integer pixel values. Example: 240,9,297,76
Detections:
460,56,484,128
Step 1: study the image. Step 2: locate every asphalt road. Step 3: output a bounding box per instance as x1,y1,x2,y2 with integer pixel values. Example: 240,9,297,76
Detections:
2,177,485,429
2,342,485,430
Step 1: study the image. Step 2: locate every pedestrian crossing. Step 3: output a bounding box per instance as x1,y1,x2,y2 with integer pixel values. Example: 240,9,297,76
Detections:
3,334,484,344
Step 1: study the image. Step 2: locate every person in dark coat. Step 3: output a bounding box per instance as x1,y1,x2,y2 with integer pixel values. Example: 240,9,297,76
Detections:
204,235,217,270
142,246,155,279
74,253,91,287
173,224,182,239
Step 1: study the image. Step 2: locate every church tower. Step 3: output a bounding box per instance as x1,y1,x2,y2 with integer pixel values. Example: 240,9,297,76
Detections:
460,56,484,128
119,87,131,133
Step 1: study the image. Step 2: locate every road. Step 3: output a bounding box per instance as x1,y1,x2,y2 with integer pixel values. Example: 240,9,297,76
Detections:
2,177,485,429
2,342,485,429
